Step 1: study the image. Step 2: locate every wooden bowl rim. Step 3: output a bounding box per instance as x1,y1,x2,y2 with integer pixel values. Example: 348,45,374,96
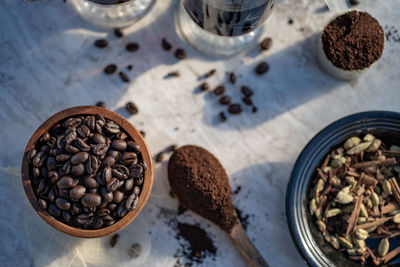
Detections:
21,106,154,238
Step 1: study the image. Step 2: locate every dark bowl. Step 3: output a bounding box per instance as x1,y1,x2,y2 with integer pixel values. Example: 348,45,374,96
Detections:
286,111,400,267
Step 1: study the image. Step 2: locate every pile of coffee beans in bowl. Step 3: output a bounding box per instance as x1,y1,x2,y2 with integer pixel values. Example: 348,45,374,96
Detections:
26,114,146,230
309,134,400,265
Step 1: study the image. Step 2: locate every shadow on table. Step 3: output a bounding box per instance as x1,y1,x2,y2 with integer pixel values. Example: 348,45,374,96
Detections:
229,161,305,265
200,32,346,130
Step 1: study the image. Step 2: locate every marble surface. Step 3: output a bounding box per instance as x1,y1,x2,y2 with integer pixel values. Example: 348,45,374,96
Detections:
0,0,399,266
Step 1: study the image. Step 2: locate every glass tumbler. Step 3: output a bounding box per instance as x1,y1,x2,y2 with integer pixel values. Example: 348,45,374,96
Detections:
70,0,155,28
177,0,276,57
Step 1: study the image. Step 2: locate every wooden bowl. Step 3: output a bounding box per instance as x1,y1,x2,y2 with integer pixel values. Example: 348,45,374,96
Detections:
21,106,154,238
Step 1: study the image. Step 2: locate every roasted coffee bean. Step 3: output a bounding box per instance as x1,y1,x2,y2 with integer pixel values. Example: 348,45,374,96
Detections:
71,163,85,176
135,176,144,186
114,28,123,38
125,193,139,211
213,85,225,95
155,152,164,163
107,178,119,192
133,186,140,196
95,101,106,108
37,180,48,195
228,103,243,114
33,167,40,178
127,141,140,153
117,204,128,217
86,155,99,174
219,95,231,105
88,188,98,194
127,65,133,71
97,208,110,217
140,162,147,171
92,133,106,144
57,176,76,189
126,42,139,52
75,213,94,225
119,72,130,83
200,82,209,92
38,198,47,210
103,156,116,167
349,0,360,5
55,198,71,210
41,167,48,178
241,86,253,97
112,165,129,180
229,72,237,84
71,152,89,165
175,48,186,60
128,243,142,259
47,137,56,148
165,71,180,78
77,125,90,138
124,179,134,191
48,204,61,217
161,38,172,51
104,64,117,75
111,139,127,151
104,121,120,134
252,106,258,113
84,115,96,131
75,138,90,152
40,145,50,153
62,211,71,223
72,202,82,215
129,164,143,178
64,129,77,145
70,185,86,200
59,188,70,198
260,37,272,50
102,166,112,183
110,234,119,247
104,219,116,226
81,193,102,207
92,216,104,229
92,144,108,156
48,188,56,202
40,133,51,143
85,176,99,189
242,97,253,106
64,118,82,129
255,61,269,75
94,39,108,48
120,152,138,166
27,149,37,162
56,154,70,163
204,69,216,78
113,191,125,204
56,136,66,149
116,132,128,140
102,187,114,203
139,130,146,138
32,151,47,167
167,144,177,152
62,161,72,175
125,102,138,115
108,203,117,211
46,157,57,171
65,145,79,154
108,150,120,159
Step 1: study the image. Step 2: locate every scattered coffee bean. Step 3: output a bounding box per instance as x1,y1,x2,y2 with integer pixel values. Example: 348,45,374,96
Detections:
104,64,117,75
110,234,119,247
349,0,360,5
255,62,269,75
139,130,146,138
242,97,253,106
165,71,180,78
125,102,139,115
128,243,142,258
94,39,108,48
252,106,258,113
155,152,164,163
96,101,106,108
219,95,231,105
27,114,146,230
260,37,272,50
204,69,216,78
288,18,293,25
200,82,210,91
114,28,123,38
213,85,225,96
241,86,253,97
119,71,130,83
228,72,237,84
219,112,227,122
175,48,186,60
167,144,177,152
127,65,133,71
228,103,243,114
126,42,140,52
161,38,172,51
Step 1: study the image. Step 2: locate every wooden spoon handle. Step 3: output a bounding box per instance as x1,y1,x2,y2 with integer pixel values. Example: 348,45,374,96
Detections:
229,222,269,267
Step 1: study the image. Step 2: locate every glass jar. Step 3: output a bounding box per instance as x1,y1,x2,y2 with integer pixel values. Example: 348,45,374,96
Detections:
177,0,276,57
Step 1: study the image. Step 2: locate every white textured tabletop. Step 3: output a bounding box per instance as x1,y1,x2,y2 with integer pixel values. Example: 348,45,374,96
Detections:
1,0,399,266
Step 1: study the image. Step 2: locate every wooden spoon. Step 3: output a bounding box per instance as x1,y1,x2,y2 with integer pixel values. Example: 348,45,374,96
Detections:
168,145,268,267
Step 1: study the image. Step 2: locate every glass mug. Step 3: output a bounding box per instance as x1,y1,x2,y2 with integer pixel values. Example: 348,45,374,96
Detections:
70,0,155,28
177,0,276,57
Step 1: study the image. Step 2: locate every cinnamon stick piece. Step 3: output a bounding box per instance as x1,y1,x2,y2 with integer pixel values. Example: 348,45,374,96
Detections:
346,195,363,237
381,202,400,214
352,158,397,169
358,173,379,187
382,246,400,263
389,178,400,207
354,217,391,231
